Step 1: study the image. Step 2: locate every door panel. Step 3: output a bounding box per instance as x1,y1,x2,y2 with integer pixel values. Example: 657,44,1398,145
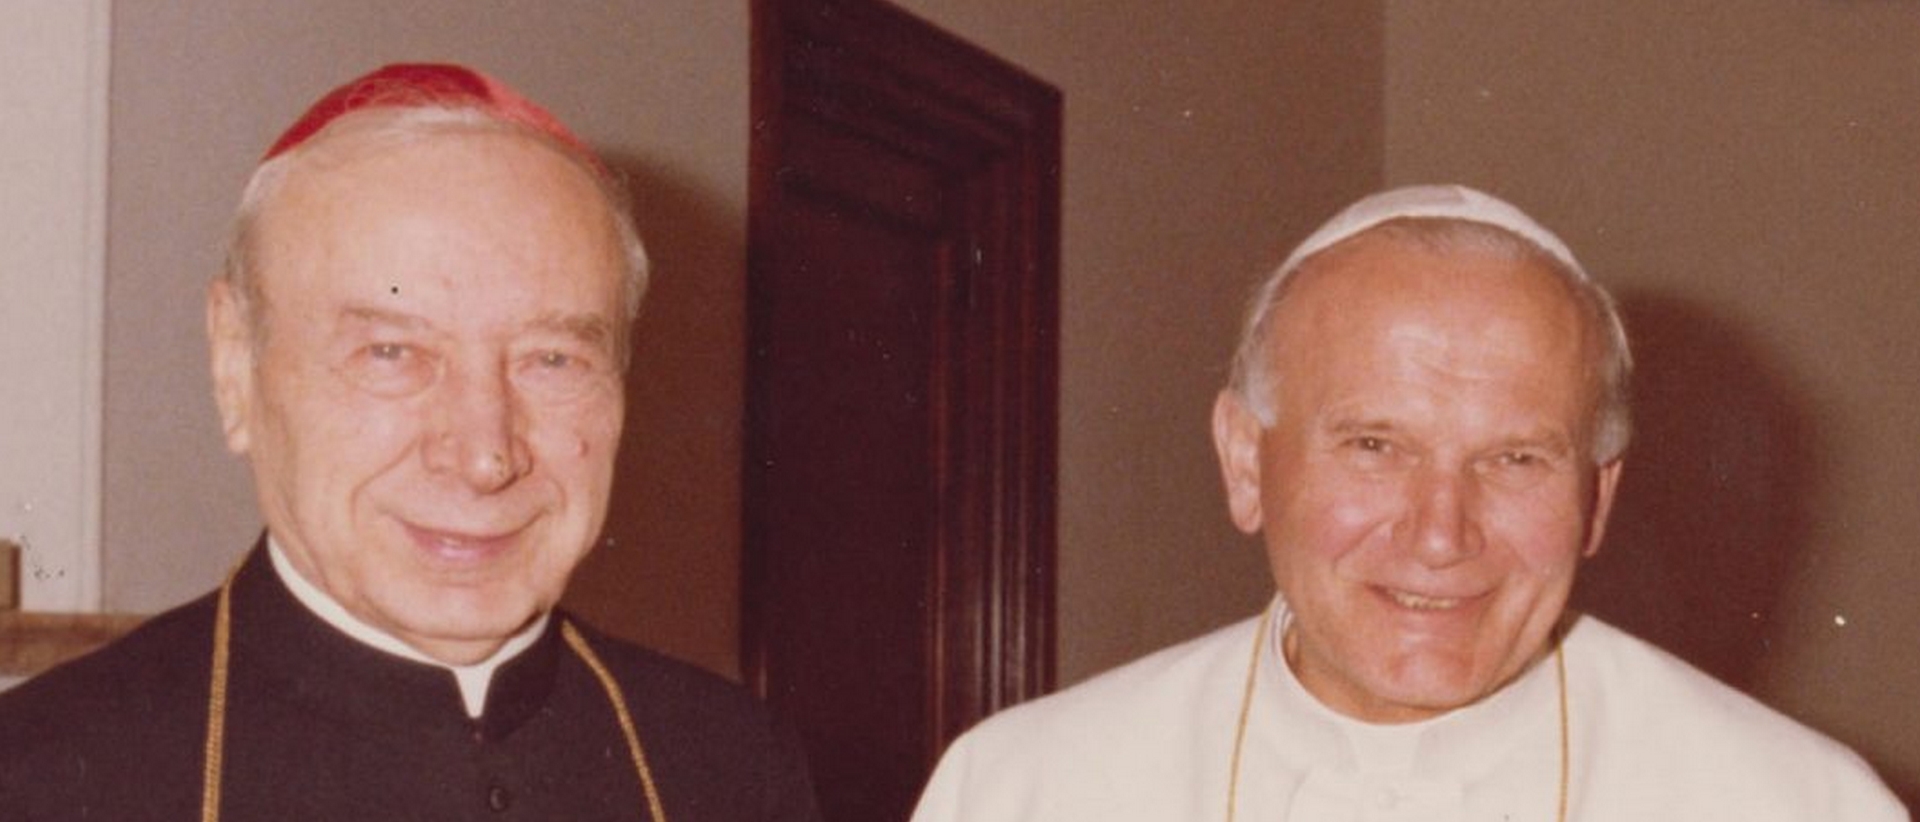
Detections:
745,1,1061,819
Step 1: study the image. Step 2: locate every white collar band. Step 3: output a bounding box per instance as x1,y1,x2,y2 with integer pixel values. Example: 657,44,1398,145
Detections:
266,536,549,718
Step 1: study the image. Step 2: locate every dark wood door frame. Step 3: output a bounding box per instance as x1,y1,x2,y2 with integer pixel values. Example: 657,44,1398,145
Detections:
744,0,1061,816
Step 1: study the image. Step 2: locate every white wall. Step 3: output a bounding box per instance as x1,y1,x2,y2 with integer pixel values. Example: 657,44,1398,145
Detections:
0,1,109,612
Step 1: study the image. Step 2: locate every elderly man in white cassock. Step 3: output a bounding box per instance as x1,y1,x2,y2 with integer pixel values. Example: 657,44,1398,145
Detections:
910,185,1905,821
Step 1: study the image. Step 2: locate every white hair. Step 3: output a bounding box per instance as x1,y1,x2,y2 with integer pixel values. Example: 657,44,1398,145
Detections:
218,105,650,367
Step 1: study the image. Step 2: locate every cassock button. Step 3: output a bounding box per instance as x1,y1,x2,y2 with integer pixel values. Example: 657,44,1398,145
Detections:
487,784,513,812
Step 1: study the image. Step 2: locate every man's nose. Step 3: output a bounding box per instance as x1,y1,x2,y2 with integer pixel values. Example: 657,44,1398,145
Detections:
425,363,530,493
1403,466,1482,566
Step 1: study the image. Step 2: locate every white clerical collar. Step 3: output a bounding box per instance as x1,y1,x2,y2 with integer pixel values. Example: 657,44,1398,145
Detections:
1263,595,1561,777
266,536,549,719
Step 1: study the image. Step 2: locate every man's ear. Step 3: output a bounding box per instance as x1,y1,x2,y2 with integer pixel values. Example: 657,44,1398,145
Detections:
1211,390,1266,535
206,279,256,455
1581,459,1625,558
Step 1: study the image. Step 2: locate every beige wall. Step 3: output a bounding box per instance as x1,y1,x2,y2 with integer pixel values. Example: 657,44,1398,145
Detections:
1384,0,1920,800
2,1,107,612
885,0,1385,684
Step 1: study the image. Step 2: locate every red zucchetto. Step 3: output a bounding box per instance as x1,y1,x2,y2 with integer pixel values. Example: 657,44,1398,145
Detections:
261,63,600,171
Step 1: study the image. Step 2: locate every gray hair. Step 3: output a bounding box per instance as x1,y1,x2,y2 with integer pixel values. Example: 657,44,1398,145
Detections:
218,105,650,367
1226,217,1634,463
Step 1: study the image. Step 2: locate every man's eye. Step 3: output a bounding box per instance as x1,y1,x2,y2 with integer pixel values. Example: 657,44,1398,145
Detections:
1485,450,1556,475
344,342,435,396
514,348,607,400
368,342,411,361
528,349,600,374
1353,436,1389,453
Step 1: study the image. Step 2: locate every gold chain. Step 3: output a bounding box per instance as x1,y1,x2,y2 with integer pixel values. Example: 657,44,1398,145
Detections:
1554,634,1571,822
199,574,668,821
200,579,234,822
1223,603,1570,821
564,620,670,822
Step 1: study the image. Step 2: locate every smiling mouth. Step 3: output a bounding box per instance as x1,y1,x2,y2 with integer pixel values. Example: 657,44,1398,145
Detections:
1385,588,1469,611
404,523,522,562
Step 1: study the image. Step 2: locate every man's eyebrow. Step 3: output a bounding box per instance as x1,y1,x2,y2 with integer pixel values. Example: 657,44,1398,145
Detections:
1492,430,1576,455
1324,417,1576,453
338,304,429,330
525,311,615,347
1324,417,1400,436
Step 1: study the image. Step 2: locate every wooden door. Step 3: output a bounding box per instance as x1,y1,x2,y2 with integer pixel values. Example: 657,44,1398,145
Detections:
743,1,1061,820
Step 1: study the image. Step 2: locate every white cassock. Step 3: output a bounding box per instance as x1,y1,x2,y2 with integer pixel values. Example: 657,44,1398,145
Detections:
912,597,1905,822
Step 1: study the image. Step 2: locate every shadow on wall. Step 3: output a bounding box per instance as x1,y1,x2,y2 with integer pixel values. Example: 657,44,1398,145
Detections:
562,151,744,679
1572,292,1816,694
1577,291,1916,822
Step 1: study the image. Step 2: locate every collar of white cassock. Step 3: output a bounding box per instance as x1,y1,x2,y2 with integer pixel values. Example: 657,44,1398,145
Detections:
1237,596,1567,817
266,536,548,718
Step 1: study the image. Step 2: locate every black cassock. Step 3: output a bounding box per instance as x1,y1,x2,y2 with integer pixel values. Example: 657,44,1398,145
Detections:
0,544,821,822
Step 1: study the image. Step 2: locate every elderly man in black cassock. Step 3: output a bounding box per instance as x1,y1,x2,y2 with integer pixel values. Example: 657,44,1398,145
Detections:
0,64,822,822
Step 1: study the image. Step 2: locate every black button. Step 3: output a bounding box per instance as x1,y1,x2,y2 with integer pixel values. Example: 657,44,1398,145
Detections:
487,784,512,812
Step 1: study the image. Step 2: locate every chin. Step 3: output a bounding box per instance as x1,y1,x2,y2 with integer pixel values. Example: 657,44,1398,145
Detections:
396,589,544,638
1370,658,1504,713
1393,683,1493,715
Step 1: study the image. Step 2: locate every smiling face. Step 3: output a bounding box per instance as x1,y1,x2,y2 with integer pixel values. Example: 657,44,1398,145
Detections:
207,122,628,665
1211,227,1622,723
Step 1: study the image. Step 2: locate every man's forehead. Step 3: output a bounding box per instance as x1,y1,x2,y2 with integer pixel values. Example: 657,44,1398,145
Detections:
1270,235,1594,373
248,128,624,308
251,131,570,256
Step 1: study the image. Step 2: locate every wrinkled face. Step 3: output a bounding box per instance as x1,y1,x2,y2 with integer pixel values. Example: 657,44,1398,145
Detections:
1211,231,1622,723
208,126,628,665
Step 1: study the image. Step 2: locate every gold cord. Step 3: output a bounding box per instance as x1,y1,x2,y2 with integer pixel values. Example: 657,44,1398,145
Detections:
1223,600,1277,822
1223,605,1569,822
199,574,669,821
564,620,670,822
200,577,234,822
1555,629,1572,822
